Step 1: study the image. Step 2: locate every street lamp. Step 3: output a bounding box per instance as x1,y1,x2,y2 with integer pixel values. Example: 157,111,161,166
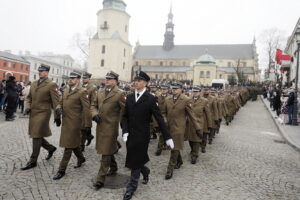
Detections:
292,26,300,125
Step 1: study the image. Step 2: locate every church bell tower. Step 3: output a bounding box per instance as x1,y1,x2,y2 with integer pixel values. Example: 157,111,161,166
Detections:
163,5,175,51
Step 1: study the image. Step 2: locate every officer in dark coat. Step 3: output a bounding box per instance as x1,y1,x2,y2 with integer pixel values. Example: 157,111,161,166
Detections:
5,76,18,121
121,71,174,200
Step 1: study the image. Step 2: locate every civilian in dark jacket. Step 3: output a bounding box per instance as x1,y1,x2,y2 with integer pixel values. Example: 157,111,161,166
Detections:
273,90,281,116
5,76,18,121
287,92,295,124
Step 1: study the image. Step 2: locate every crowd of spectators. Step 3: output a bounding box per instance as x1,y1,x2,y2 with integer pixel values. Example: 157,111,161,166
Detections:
0,76,31,121
262,84,300,124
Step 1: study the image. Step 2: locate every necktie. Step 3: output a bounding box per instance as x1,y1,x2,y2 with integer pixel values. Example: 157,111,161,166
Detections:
105,89,110,96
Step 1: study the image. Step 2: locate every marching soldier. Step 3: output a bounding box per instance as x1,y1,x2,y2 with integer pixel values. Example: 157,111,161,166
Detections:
187,87,211,163
162,81,202,180
155,85,169,156
149,84,160,139
21,64,60,170
53,72,90,180
91,71,126,190
81,73,97,151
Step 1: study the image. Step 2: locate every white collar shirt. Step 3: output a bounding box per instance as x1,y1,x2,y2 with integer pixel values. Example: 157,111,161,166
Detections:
135,88,146,102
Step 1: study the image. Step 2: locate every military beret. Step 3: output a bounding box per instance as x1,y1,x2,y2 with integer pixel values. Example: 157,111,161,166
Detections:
134,70,150,82
38,64,50,72
160,85,169,89
82,73,92,79
105,71,119,80
69,72,81,78
192,86,201,92
149,84,157,88
170,81,183,89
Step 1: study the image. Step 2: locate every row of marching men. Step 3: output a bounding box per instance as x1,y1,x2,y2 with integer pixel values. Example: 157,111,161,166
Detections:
19,64,251,200
146,82,251,181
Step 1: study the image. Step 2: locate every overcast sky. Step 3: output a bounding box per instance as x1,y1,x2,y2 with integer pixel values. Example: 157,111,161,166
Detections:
0,0,299,69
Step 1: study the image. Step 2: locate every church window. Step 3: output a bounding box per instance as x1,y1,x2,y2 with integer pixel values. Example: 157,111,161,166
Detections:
124,49,126,57
104,21,108,28
101,59,105,67
206,71,211,78
160,61,163,66
166,74,169,79
227,62,231,67
200,71,205,78
155,74,158,79
34,74,36,80
219,74,222,79
123,62,125,69
170,61,173,66
183,61,186,66
102,45,106,54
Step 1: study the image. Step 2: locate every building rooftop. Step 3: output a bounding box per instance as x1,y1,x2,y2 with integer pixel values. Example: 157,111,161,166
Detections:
134,44,254,60
0,51,30,64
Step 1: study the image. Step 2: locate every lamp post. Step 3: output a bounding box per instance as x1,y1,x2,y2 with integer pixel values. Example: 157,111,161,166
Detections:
292,32,300,125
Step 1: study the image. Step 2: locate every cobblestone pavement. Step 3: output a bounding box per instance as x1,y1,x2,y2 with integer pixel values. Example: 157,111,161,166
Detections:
0,99,299,200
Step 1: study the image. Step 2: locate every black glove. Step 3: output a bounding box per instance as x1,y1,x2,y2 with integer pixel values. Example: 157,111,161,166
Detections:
55,108,62,116
214,120,219,125
24,108,31,115
154,127,161,133
83,127,91,133
196,130,203,139
92,114,101,124
54,118,61,127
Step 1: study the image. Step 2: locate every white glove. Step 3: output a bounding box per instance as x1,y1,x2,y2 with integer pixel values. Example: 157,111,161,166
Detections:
123,133,129,142
166,139,174,149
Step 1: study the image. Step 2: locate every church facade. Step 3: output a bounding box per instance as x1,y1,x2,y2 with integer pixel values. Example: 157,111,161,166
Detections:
133,6,260,86
87,0,260,85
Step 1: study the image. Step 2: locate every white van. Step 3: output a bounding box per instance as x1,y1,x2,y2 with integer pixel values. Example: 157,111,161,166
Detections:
211,79,229,89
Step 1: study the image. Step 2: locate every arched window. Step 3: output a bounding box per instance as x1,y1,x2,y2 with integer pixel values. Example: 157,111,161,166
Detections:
102,45,106,54
200,71,204,78
206,71,211,78
101,59,105,67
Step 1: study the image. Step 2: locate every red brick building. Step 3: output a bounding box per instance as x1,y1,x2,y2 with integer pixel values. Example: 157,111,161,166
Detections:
0,51,30,82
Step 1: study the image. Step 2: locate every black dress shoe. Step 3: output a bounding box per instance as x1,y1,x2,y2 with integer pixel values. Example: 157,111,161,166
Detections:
142,170,150,184
93,182,104,190
21,162,37,170
45,147,57,160
74,158,86,168
208,140,212,145
53,171,65,180
191,159,196,164
201,148,206,153
80,145,85,152
106,169,117,176
174,162,182,169
86,135,94,146
165,172,173,180
123,191,134,200
155,150,162,156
